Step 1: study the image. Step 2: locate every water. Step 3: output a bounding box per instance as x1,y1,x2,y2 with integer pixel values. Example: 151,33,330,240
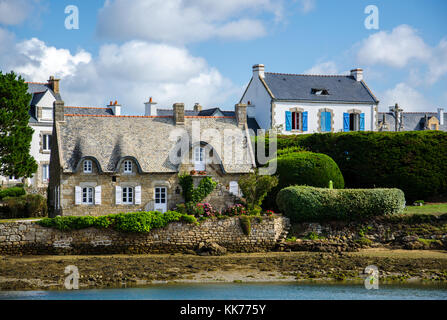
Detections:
1,282,446,300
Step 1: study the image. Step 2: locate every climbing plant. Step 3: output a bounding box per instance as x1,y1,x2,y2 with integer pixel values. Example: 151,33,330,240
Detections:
178,174,217,204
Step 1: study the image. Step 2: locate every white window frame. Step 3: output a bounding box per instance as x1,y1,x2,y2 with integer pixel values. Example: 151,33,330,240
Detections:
291,111,302,131
194,147,205,171
42,164,49,182
42,134,51,151
83,160,92,173
82,187,94,205
122,187,134,204
123,160,132,173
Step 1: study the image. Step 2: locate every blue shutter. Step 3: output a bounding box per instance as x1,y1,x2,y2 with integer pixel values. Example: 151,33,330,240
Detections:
285,111,292,131
302,112,308,131
343,113,350,132
325,112,331,132
360,113,365,131
320,112,325,131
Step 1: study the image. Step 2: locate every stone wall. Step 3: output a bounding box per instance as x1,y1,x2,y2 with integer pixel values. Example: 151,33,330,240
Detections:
0,216,290,255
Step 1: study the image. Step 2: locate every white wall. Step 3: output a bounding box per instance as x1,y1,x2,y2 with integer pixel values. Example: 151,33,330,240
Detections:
273,101,376,134
240,76,272,130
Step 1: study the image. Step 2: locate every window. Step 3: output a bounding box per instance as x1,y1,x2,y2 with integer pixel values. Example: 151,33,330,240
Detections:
320,111,332,132
9,175,17,181
83,160,92,173
41,108,53,120
311,88,329,96
350,113,360,131
124,160,132,173
82,187,94,204
42,134,52,151
194,147,205,171
42,164,49,182
291,111,302,130
122,187,134,204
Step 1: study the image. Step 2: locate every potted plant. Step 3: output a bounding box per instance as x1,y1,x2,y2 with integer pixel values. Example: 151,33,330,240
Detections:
190,170,197,175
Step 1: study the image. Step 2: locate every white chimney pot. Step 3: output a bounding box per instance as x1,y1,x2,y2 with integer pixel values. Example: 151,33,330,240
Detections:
144,97,157,116
438,108,444,125
253,64,265,78
350,68,363,81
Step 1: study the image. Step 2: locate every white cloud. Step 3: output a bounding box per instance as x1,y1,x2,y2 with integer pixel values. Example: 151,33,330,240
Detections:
96,0,281,44
297,0,316,14
0,0,33,25
357,25,431,68
0,34,239,114
380,82,431,112
427,38,447,85
304,61,339,74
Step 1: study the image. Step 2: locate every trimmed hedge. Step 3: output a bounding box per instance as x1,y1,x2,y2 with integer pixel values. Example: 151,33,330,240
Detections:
263,152,344,210
0,187,25,200
271,131,447,202
276,186,405,222
38,211,197,233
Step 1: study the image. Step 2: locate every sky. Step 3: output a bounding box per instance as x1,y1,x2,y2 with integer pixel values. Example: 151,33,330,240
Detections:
0,0,446,114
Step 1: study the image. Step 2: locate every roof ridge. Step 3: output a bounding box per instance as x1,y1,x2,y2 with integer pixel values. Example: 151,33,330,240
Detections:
65,106,111,110
265,72,349,77
64,114,172,118
26,82,48,84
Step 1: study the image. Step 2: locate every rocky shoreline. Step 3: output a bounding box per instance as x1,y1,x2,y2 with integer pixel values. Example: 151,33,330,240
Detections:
0,250,446,291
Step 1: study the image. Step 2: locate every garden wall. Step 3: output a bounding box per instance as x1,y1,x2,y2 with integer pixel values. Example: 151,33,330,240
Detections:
0,216,290,255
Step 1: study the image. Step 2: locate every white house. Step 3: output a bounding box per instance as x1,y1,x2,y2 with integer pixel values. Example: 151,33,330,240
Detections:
239,64,379,134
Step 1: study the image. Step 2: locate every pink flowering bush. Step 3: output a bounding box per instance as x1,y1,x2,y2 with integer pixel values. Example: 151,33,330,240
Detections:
223,204,247,216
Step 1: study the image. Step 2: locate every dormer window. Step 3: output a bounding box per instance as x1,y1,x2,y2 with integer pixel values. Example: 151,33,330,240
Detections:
83,160,92,173
311,88,329,96
124,160,132,173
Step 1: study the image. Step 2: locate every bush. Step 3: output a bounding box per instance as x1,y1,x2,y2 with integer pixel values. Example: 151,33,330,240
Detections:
263,152,344,210
239,216,251,235
178,174,217,204
0,187,25,200
276,186,405,222
273,131,447,202
2,194,47,218
239,170,278,214
38,211,197,233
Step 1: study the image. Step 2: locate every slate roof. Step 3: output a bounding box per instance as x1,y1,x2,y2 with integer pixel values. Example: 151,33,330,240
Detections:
155,107,260,132
65,106,114,116
26,82,63,123
378,112,447,131
262,73,379,104
56,116,255,174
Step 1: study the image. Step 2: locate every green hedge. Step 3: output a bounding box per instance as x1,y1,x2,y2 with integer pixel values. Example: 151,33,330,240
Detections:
263,152,344,210
276,186,405,222
37,211,197,233
0,187,25,200
2,194,47,218
271,131,447,202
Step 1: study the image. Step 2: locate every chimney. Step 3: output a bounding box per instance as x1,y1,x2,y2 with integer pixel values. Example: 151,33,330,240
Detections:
53,100,65,122
235,103,247,128
144,97,157,116
108,100,121,116
252,64,265,78
438,108,445,126
173,103,185,125
194,103,202,112
350,68,363,81
48,76,60,94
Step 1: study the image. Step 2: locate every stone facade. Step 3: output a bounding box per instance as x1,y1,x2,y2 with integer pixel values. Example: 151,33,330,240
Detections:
0,216,290,255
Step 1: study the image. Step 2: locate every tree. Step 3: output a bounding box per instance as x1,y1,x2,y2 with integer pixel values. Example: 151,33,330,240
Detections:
239,169,278,214
0,71,37,178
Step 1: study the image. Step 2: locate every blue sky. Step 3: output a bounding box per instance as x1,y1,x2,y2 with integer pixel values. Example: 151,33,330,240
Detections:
1,0,446,114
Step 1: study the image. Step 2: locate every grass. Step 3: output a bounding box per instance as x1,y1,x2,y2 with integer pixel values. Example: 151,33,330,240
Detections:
403,203,447,216
0,217,42,223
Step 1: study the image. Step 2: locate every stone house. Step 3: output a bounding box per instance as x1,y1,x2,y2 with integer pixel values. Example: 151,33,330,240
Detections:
48,100,255,217
239,64,379,134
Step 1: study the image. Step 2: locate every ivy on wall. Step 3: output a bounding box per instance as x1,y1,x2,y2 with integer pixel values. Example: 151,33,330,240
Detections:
178,174,217,204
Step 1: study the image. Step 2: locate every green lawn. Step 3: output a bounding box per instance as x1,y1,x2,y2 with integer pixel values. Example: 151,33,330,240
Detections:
404,203,447,216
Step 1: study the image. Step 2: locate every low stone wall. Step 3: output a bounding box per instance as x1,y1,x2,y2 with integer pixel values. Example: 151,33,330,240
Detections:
0,216,290,255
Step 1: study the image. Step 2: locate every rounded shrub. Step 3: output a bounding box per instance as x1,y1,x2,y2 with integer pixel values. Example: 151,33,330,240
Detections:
0,187,26,200
263,152,344,210
276,186,405,222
